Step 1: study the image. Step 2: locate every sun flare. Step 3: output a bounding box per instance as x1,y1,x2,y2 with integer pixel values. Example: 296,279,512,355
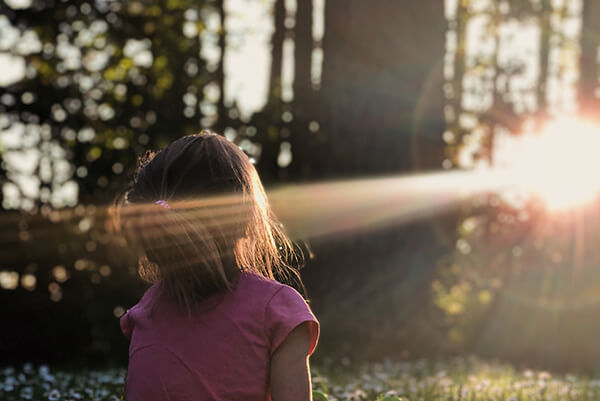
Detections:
495,118,600,211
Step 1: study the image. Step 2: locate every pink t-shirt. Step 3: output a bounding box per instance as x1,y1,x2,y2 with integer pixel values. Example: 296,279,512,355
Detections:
120,272,319,401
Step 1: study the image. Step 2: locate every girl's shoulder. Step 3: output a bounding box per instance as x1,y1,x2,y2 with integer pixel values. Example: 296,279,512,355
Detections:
236,272,312,318
238,272,302,300
120,282,162,338
135,280,164,309
239,272,319,356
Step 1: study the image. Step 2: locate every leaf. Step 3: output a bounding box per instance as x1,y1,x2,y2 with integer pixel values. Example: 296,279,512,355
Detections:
312,389,329,401
378,395,403,401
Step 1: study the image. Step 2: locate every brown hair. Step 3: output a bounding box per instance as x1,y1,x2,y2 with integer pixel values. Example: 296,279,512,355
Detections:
114,131,302,312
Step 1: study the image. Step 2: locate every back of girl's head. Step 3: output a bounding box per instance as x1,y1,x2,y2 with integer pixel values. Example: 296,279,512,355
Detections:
115,131,299,311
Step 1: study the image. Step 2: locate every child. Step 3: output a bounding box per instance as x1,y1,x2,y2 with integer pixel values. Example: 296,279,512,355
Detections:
116,131,319,401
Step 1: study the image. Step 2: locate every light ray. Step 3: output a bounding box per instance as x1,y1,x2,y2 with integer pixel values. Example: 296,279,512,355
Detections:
118,169,507,241
5,169,509,247
268,170,503,239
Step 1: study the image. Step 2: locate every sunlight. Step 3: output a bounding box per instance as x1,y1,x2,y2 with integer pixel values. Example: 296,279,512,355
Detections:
107,169,501,242
496,118,600,211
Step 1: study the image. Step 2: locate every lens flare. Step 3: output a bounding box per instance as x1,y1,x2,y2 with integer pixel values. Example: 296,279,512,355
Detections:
494,118,600,211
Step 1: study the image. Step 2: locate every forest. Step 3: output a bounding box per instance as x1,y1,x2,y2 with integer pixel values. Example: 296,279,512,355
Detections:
2,0,600,383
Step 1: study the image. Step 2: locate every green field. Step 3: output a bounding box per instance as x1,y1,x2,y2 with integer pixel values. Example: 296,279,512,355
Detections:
2,358,599,401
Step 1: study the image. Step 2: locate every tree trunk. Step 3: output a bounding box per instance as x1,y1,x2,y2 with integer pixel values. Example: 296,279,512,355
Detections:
579,0,600,119
269,0,285,99
289,0,313,180
254,0,285,183
315,0,446,177
537,0,551,117
215,0,228,131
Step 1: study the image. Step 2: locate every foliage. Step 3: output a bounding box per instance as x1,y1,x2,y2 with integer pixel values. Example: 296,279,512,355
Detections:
0,0,220,208
4,358,600,401
0,207,143,366
2,0,600,373
432,0,600,364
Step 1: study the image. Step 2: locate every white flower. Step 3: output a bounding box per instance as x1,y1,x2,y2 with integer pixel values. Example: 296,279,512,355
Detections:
39,365,50,376
20,386,33,399
23,363,34,374
48,389,60,400
3,366,15,376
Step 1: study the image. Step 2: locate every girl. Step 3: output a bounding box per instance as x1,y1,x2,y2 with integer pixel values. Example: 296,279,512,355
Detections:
115,131,319,401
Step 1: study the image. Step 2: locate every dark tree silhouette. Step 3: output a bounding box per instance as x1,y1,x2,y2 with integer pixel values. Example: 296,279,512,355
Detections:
313,0,446,177
0,0,211,206
537,0,552,116
579,0,600,119
252,0,287,183
287,0,314,180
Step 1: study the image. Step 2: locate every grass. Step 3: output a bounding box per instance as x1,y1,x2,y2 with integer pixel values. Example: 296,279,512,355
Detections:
1,357,599,400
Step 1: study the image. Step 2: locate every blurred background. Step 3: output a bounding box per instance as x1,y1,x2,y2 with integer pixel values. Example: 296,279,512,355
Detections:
1,0,600,373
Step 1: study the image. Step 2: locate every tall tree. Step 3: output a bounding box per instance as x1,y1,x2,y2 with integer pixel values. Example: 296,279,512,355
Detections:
215,0,228,132
269,0,286,102
288,0,314,179
579,0,600,119
300,0,448,358
537,0,552,117
253,0,286,183
314,0,446,177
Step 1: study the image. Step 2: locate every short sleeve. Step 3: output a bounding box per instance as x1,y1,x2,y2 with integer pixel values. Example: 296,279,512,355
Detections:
120,310,133,339
264,286,319,356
